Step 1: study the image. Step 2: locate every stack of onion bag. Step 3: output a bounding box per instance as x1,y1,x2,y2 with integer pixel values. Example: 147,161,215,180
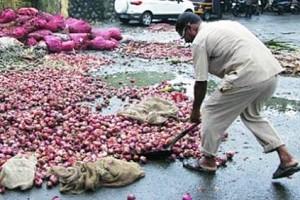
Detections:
0,7,122,53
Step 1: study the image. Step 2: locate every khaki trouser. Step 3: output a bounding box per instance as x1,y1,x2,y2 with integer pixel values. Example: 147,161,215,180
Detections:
201,75,284,157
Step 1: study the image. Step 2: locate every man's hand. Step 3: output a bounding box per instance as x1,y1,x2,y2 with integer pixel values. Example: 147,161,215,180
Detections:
191,81,207,123
190,109,201,123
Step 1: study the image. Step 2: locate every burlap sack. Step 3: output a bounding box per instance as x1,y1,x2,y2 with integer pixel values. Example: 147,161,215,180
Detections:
50,157,145,194
118,96,178,124
0,154,37,190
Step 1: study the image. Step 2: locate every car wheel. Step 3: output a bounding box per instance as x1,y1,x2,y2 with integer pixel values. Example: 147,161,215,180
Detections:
120,18,130,24
277,8,283,15
276,6,284,15
203,12,211,20
184,9,193,13
232,7,240,16
140,11,152,26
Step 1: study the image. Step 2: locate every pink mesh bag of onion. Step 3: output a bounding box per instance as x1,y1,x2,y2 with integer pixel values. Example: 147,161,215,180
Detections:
28,30,53,41
88,36,107,50
9,27,28,39
32,18,48,29
17,7,39,16
88,38,118,51
52,15,65,30
61,40,75,51
26,37,38,46
69,33,90,50
0,9,17,23
91,28,111,40
44,35,63,53
107,27,122,41
104,39,118,50
66,18,91,33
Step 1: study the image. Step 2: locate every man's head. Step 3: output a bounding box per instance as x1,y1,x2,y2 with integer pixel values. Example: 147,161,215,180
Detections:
176,12,202,43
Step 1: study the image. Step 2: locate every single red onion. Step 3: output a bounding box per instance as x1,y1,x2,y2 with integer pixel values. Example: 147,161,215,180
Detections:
182,193,192,200
0,186,5,194
127,194,136,200
34,178,43,188
52,196,61,200
225,151,235,160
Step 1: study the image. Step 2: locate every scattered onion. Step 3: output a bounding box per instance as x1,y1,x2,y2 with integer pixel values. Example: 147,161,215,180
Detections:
127,194,136,200
182,193,192,200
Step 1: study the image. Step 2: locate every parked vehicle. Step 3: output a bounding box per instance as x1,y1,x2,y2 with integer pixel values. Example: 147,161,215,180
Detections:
231,0,246,16
192,0,224,20
271,0,292,14
114,0,195,26
290,0,300,14
231,0,261,16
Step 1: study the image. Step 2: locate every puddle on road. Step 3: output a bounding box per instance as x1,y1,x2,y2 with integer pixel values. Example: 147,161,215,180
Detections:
80,71,175,116
89,53,300,114
103,71,175,88
80,96,128,116
91,71,300,115
266,97,300,112
206,80,300,112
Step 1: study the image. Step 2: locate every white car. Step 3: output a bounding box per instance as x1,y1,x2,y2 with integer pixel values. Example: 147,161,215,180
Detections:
114,0,195,26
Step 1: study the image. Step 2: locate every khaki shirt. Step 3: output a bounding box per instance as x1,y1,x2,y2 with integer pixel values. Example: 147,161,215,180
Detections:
192,21,283,89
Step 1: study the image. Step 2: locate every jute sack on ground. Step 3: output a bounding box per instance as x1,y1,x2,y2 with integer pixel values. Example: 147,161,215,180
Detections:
118,96,178,125
0,154,37,190
50,157,145,194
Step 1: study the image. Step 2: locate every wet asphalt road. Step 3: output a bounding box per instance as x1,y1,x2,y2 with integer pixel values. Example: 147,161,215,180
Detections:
2,14,300,200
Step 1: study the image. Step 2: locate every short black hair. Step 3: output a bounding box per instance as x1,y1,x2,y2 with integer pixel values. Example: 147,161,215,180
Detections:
175,12,202,36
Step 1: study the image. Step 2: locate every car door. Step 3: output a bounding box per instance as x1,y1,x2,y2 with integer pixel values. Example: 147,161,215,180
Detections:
168,0,185,16
153,0,172,15
167,0,179,15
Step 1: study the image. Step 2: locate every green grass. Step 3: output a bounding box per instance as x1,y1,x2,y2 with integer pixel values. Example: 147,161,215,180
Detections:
264,40,297,52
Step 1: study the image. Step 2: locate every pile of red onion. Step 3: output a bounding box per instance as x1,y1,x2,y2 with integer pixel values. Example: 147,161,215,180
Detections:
119,41,192,62
0,64,235,190
46,53,113,72
273,51,300,75
147,23,175,32
0,39,235,192
0,66,197,186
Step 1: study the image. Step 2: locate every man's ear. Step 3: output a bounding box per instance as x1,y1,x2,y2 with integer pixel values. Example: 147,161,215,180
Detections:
190,23,199,32
185,23,192,33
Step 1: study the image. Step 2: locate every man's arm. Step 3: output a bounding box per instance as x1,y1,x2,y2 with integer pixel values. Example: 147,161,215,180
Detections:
190,80,207,123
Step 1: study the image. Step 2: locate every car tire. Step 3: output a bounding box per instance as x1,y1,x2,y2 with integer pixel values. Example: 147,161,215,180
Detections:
276,6,283,15
203,12,211,20
232,7,240,16
290,7,299,14
184,9,193,13
120,18,130,24
140,11,152,26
